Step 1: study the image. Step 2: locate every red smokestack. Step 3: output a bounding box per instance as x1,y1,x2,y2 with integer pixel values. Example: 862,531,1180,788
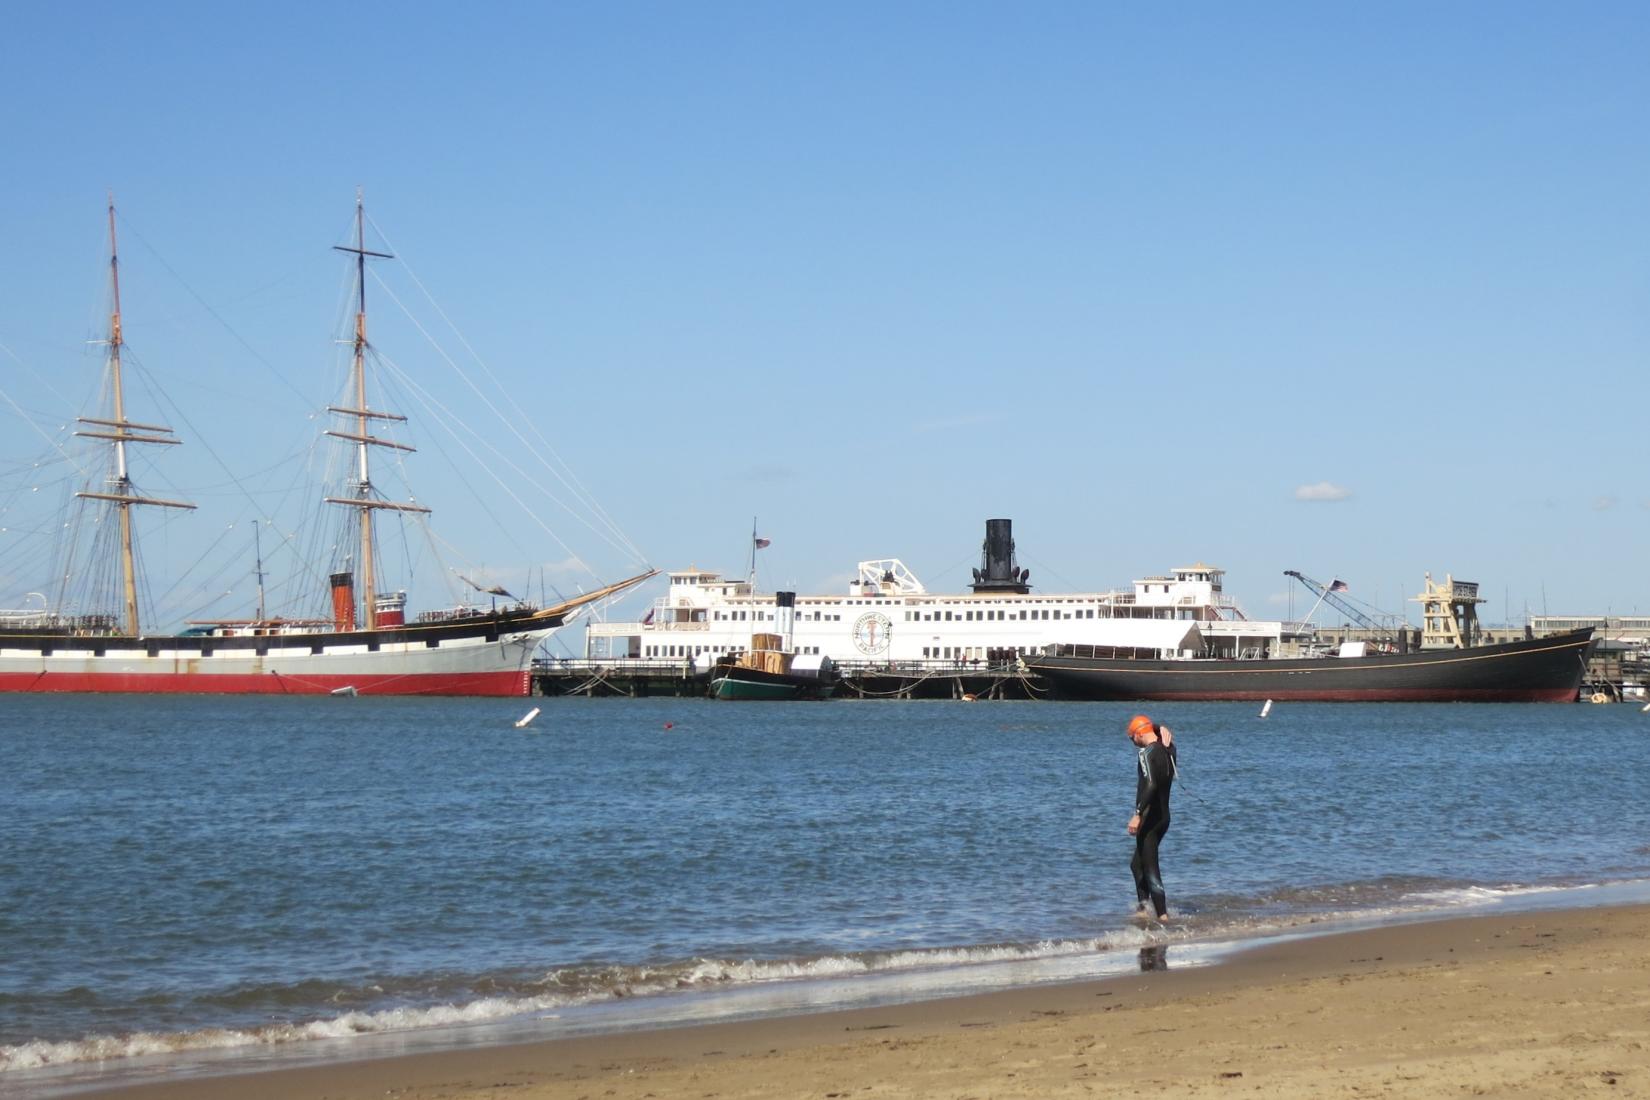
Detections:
330,572,356,631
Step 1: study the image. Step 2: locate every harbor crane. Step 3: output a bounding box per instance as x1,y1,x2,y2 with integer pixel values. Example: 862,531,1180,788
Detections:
1284,571,1407,637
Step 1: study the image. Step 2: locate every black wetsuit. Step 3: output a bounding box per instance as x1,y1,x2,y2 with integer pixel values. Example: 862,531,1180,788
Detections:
1131,739,1176,918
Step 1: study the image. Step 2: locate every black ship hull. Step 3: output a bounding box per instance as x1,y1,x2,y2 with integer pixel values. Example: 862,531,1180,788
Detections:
1028,629,1597,703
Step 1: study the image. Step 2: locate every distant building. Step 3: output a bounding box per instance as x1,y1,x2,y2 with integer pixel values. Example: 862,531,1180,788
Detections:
1530,616,1650,644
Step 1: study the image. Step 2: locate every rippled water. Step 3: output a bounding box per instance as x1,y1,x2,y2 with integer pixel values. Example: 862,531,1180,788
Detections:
3,695,1648,1089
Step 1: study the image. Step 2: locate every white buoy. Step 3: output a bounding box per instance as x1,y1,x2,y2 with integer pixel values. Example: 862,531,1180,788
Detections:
1260,699,1273,718
515,706,541,729
330,685,358,697
1642,702,1650,714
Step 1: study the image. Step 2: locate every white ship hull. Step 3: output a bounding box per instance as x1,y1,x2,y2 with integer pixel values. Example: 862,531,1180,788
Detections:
0,617,558,696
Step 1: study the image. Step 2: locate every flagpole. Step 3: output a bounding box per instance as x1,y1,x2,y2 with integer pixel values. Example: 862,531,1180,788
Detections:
748,516,757,591
1300,582,1333,625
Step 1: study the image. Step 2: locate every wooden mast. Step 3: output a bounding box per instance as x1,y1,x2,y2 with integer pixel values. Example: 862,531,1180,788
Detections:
107,201,138,635
323,190,427,630
74,196,195,636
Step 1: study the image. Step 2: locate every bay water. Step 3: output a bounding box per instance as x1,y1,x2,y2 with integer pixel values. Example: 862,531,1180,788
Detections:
3,696,1648,1092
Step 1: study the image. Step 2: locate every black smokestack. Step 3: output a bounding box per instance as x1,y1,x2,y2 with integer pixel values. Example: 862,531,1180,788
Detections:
970,518,1031,595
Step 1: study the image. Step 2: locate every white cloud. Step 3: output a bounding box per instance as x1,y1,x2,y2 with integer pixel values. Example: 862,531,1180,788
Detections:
1294,481,1352,502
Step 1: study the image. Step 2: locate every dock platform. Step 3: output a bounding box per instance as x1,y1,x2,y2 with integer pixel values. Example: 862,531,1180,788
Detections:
531,659,1048,700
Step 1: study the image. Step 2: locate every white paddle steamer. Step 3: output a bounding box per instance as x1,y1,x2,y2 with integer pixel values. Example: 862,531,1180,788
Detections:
587,520,1301,667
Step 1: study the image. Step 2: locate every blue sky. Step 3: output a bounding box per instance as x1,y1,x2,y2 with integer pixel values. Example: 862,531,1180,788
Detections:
2,2,1647,637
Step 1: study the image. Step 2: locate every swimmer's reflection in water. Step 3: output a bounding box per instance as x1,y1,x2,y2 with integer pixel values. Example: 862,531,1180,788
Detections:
1138,944,1169,972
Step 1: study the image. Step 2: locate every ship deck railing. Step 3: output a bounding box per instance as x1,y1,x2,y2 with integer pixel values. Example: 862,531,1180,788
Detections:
538,657,1027,674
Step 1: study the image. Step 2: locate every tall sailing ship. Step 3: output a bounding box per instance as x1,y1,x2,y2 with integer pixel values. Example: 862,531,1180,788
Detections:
0,198,651,696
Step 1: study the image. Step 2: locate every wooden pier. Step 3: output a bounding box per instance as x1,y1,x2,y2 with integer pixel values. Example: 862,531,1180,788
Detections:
532,649,1641,703
531,659,1050,700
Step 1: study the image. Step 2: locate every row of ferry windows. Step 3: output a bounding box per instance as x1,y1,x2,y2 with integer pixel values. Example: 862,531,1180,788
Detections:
922,646,1033,659
837,599,1103,607
905,608,1098,622
641,643,1031,660
645,644,824,657
714,611,844,622
709,607,1101,622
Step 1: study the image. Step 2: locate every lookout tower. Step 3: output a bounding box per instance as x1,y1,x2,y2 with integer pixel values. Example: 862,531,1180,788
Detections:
1410,573,1485,649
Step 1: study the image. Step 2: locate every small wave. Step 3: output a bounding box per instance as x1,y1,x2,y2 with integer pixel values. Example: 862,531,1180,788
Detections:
535,931,1166,1004
0,931,1168,1074
1194,874,1614,918
0,994,573,1073
1398,882,1577,907
9,875,1645,1075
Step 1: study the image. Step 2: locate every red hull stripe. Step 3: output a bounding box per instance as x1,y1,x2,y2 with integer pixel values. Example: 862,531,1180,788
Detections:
0,669,530,697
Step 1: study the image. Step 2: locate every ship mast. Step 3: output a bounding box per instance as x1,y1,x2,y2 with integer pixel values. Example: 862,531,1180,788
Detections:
73,197,196,636
322,191,428,630
252,519,267,623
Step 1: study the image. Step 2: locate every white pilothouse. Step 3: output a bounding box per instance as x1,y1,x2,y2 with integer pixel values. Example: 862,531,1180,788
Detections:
586,520,1310,666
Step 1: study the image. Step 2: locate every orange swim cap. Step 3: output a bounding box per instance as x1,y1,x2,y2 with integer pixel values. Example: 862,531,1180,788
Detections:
1126,714,1155,737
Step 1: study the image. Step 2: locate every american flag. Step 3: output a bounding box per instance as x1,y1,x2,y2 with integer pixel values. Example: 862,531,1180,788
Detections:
1328,579,1349,592
754,536,771,550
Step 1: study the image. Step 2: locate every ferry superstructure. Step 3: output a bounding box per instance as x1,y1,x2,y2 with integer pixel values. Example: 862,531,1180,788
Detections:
587,520,1307,666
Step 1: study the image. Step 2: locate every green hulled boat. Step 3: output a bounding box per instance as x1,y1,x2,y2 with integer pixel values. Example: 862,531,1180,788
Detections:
708,589,837,700
709,657,837,700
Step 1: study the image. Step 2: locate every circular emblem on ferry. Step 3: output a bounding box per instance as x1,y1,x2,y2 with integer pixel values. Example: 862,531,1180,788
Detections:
852,611,892,655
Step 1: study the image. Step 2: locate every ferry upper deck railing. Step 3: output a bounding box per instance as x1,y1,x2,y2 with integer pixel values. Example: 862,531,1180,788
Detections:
587,620,707,633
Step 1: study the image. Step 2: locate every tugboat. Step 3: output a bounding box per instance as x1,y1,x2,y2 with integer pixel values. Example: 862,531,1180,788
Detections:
709,591,837,700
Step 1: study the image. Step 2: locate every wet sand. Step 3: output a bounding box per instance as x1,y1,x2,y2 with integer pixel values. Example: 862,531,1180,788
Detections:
75,903,1650,1099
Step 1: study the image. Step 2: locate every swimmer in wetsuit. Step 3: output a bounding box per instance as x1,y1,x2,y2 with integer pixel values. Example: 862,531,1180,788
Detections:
1126,713,1176,921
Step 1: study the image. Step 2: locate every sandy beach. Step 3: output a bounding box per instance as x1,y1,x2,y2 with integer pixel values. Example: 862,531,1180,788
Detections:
70,902,1649,1100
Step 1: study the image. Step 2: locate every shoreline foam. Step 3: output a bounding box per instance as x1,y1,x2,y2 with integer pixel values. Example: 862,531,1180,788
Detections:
15,881,1650,1098
40,899,1650,1100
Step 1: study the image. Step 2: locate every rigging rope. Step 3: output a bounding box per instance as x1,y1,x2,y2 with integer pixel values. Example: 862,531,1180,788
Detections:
366,266,648,565
365,216,647,564
370,351,606,576
115,212,317,412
